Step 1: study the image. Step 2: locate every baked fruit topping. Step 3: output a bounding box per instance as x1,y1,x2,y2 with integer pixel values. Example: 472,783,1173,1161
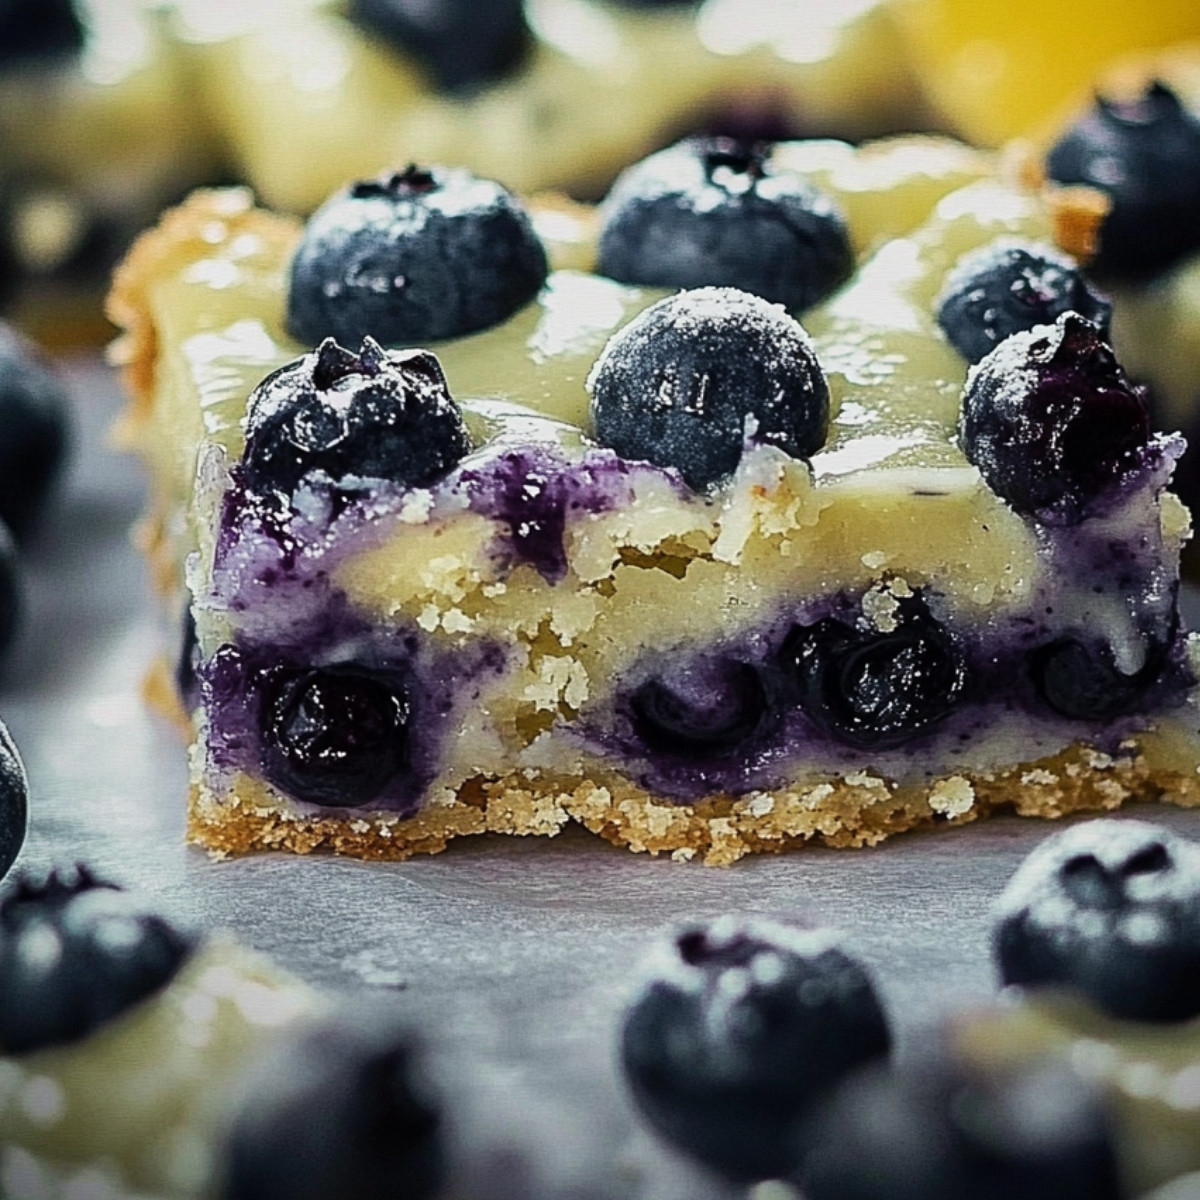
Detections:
620,915,891,1181
993,818,1200,1023
347,0,530,94
1046,81,1200,282
223,1011,445,1200
0,864,197,1054
628,658,774,762
261,664,412,810
596,137,854,310
959,312,1153,526
0,0,84,68
800,1058,1123,1200
0,320,70,541
0,718,27,882
936,240,1112,365
286,164,549,347
242,336,471,499
587,286,829,491
780,593,967,751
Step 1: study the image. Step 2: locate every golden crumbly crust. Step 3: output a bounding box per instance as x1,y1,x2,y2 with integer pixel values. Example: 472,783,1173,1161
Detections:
189,739,1200,867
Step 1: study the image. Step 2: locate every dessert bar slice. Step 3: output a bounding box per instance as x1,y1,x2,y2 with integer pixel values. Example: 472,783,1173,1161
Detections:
109,136,1200,865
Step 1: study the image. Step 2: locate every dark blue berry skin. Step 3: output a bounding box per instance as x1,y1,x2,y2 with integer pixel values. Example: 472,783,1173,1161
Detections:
993,819,1200,1023
1031,633,1169,722
937,242,1113,365
960,312,1151,526
800,1059,1122,1200
0,322,71,541
780,595,966,750
222,1010,444,1200
588,286,829,492
348,0,529,93
620,916,891,1182
0,519,22,661
0,718,27,882
286,165,548,347
1047,82,1200,282
242,337,471,499
0,865,197,1054
260,664,411,808
0,0,84,68
597,137,854,312
629,660,772,761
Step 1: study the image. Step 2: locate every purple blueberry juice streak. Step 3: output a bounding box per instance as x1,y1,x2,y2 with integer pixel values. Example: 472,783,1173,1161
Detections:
459,445,634,583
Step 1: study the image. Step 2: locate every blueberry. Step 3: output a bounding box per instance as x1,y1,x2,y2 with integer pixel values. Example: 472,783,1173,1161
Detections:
0,322,71,541
0,0,84,68
0,864,196,1053
936,241,1113,365
993,819,1200,1022
959,312,1151,525
348,0,528,93
242,336,471,498
597,137,853,311
620,915,891,1182
286,165,548,347
629,659,772,760
800,1058,1122,1200
780,594,966,750
1031,634,1167,722
1047,82,1200,282
261,664,410,808
588,287,829,491
0,718,27,882
223,1009,444,1200
0,518,22,660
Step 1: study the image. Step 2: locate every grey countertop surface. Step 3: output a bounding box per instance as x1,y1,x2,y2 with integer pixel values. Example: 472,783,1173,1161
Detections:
4,355,1199,1198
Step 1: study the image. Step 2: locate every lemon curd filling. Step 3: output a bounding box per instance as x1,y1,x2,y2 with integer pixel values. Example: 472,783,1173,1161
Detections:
108,136,1200,865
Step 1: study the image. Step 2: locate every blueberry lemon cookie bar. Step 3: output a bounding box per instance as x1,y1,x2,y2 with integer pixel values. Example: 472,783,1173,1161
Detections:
176,0,926,212
946,819,1200,1196
0,0,220,342
0,866,321,1199
109,134,1200,865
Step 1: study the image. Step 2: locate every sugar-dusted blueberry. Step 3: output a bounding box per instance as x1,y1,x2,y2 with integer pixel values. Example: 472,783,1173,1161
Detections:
286,164,548,347
348,0,528,93
597,137,854,311
1031,633,1167,722
620,915,891,1182
223,1009,444,1200
0,0,85,68
0,321,71,541
800,1058,1122,1200
936,241,1112,365
0,718,27,882
781,593,966,750
1047,82,1200,282
0,864,197,1054
993,819,1200,1022
242,336,471,498
261,664,410,808
960,312,1151,525
588,287,829,491
629,658,772,760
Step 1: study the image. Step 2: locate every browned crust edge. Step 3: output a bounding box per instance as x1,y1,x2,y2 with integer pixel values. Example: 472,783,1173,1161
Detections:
188,739,1200,867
